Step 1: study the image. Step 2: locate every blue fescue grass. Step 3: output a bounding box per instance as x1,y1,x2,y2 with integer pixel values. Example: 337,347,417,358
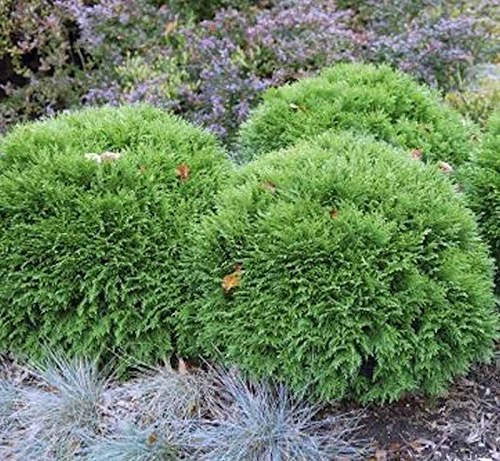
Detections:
0,379,19,431
12,353,108,460
114,364,203,423
83,422,182,461
0,356,372,460
188,367,369,461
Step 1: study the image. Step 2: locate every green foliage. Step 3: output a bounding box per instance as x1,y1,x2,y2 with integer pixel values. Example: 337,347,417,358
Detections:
461,111,500,289
178,130,498,403
239,63,478,165
160,0,270,19
0,105,231,368
446,77,500,127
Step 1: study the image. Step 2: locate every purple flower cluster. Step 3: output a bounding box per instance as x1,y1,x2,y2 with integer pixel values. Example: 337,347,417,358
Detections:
367,12,496,90
174,33,271,139
246,1,357,76
86,0,360,143
56,0,172,64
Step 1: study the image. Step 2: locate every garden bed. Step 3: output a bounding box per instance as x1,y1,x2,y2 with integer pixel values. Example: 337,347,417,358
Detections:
1,354,498,460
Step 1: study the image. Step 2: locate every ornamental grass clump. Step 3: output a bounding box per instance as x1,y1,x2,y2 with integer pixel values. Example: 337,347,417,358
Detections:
462,111,500,289
239,63,478,164
178,130,498,403
0,379,19,432
188,367,367,461
84,422,182,461
11,354,107,460
0,105,231,366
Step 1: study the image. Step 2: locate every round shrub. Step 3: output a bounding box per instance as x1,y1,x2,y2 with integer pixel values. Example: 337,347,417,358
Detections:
462,111,500,289
0,105,232,367
178,130,498,403
238,63,478,165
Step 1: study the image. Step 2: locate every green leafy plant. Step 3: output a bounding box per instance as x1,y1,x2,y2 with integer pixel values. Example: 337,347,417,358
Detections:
446,77,500,127
159,0,271,19
461,111,500,289
0,105,232,368
178,130,498,403
238,63,479,165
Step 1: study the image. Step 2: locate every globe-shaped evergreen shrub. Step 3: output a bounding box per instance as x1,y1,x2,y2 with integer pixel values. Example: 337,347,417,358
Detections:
0,105,232,366
239,63,478,165
462,111,500,289
178,130,497,403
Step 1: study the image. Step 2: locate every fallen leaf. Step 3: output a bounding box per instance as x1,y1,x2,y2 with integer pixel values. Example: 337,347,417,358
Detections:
176,163,190,181
330,208,339,219
388,442,402,452
164,20,177,36
222,265,243,293
408,439,423,452
438,161,453,173
147,432,158,445
408,438,435,453
260,181,277,194
411,149,423,161
178,358,189,375
371,448,387,461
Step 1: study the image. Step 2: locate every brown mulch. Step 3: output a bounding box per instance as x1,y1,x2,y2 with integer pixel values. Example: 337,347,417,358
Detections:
346,361,500,461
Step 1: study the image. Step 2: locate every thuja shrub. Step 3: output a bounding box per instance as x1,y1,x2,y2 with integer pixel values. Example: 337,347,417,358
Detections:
462,111,500,289
178,131,498,403
239,63,478,164
0,105,231,367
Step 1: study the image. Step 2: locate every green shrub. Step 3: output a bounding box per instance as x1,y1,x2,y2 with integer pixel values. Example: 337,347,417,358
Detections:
158,0,268,19
446,76,500,127
0,105,232,367
178,130,497,403
462,111,500,289
239,63,478,165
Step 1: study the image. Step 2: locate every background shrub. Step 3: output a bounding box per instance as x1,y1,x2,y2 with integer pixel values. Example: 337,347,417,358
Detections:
0,0,174,134
339,0,498,91
178,130,497,403
86,0,359,146
160,0,271,19
446,65,500,127
1,1,495,143
0,105,231,367
461,111,500,289
239,63,479,164
0,0,85,133
366,13,495,91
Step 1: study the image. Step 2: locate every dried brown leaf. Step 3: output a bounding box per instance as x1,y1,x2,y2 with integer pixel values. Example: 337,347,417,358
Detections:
222,265,243,293
176,163,190,181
